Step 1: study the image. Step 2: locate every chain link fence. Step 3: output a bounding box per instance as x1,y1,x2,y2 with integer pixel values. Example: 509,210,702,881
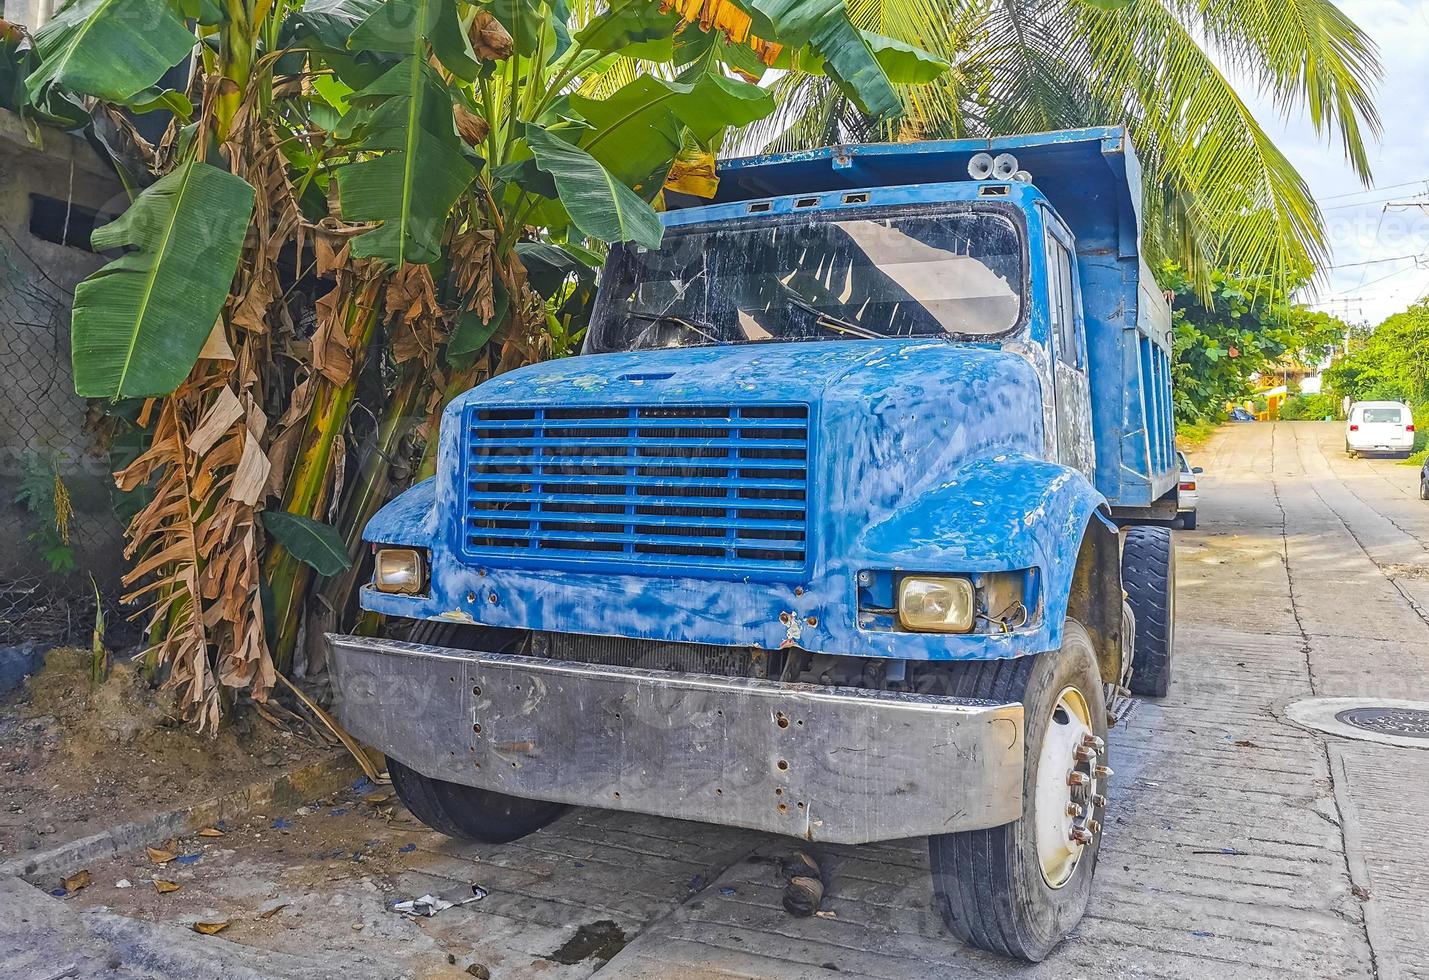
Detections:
0,234,130,648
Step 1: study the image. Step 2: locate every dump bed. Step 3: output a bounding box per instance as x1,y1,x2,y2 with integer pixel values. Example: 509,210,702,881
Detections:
678,127,1177,511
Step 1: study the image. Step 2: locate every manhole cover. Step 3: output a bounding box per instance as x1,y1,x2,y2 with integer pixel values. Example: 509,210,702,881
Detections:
1334,706,1429,739
1286,698,1429,750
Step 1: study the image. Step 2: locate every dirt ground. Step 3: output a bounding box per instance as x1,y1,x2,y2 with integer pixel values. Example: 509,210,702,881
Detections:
0,648,327,861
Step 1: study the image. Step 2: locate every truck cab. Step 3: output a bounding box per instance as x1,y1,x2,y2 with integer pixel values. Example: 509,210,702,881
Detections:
327,126,1179,962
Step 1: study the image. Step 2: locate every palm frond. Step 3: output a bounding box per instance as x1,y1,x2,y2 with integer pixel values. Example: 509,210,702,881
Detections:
1077,0,1325,283
767,0,1381,288
1174,0,1381,177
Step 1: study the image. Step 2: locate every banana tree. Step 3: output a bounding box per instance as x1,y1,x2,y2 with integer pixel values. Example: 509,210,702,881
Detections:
29,0,944,724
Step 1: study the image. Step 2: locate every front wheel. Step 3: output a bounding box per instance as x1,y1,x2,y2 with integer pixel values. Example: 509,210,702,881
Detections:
1420,477,1429,501
929,622,1109,961
388,758,567,843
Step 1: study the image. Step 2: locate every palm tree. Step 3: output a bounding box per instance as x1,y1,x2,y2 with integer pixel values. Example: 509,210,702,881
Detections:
739,0,1382,288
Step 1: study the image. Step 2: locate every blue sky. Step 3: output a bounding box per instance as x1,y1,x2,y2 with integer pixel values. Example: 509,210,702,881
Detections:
1244,0,1429,324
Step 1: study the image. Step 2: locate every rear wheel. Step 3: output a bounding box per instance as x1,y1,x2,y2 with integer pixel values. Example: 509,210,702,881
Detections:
1122,525,1174,698
1420,476,1429,501
388,759,566,843
929,622,1109,962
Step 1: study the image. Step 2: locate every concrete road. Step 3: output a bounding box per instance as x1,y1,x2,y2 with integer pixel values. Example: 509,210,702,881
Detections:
26,420,1429,979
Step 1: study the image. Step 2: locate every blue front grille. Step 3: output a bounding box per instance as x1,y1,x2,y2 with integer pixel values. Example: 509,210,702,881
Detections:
462,404,810,573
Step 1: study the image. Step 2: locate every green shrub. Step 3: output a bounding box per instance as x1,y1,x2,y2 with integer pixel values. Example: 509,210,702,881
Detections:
1176,419,1220,451
1279,393,1339,421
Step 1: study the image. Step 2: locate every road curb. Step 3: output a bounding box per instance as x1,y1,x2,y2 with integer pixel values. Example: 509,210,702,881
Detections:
0,752,359,884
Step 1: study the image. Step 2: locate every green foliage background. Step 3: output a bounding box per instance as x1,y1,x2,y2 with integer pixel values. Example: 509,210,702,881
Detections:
1165,263,1345,425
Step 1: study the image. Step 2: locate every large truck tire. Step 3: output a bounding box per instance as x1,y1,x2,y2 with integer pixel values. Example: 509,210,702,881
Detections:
381,619,564,842
388,758,567,843
928,621,1109,962
1122,525,1175,697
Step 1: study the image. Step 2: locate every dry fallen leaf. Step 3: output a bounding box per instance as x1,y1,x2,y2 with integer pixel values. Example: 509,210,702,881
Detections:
62,870,92,893
258,903,288,919
1232,739,1259,748
362,791,394,805
197,828,225,838
193,919,232,935
147,846,177,864
1352,884,1371,901
154,879,181,894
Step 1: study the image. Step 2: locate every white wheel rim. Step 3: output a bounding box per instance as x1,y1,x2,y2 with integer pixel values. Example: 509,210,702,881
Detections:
1034,686,1105,888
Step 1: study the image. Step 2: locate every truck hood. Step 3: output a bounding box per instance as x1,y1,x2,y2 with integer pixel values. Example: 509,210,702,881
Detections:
461,338,1034,418
448,339,1047,542
366,339,1061,660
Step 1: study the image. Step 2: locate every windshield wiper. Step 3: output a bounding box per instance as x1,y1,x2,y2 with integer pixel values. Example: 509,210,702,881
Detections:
625,310,721,345
783,297,884,341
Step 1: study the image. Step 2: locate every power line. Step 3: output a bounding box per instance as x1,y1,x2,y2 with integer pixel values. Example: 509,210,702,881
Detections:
1349,208,1389,292
1322,192,1429,212
1326,252,1425,270
1317,263,1429,299
1320,177,1429,202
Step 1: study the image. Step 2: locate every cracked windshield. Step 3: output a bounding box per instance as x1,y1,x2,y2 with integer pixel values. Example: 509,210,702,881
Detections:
587,206,1025,352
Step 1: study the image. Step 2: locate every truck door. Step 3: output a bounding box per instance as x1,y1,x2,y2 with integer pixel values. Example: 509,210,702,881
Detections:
1043,217,1096,479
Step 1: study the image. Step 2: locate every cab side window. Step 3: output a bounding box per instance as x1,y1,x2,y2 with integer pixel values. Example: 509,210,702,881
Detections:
1045,234,1081,369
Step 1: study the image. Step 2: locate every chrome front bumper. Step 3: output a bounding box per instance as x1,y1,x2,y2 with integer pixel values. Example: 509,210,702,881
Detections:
325,634,1025,844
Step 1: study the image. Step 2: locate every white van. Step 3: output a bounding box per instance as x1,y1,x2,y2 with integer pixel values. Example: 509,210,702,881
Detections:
1345,401,1415,458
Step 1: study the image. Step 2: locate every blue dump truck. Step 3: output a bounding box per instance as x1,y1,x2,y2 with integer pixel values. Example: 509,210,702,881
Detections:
328,126,1179,961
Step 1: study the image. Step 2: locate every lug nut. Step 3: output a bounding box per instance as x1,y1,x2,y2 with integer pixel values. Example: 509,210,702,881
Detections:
1087,819,1102,835
1091,793,1108,808
1074,745,1096,762
1070,827,1093,845
1066,803,1084,818
1082,735,1106,750
1094,765,1114,780
1068,771,1090,787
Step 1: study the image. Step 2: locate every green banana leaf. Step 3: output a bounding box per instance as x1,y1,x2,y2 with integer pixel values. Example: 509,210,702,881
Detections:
808,14,899,118
287,0,396,88
289,0,384,50
570,72,774,192
26,0,195,108
516,241,596,299
859,32,949,84
777,29,948,85
572,0,679,56
71,159,254,399
730,0,843,45
525,126,664,251
577,72,774,148
349,0,479,81
261,511,353,576
336,56,477,265
447,278,509,360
